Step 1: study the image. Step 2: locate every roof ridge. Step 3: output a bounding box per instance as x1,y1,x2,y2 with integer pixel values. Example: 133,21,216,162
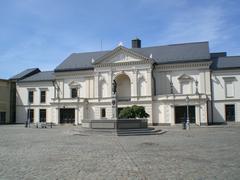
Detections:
70,42,208,55
220,56,240,58
72,50,110,55
137,41,209,49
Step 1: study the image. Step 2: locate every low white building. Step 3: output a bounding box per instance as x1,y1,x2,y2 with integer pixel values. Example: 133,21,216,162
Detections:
13,39,240,125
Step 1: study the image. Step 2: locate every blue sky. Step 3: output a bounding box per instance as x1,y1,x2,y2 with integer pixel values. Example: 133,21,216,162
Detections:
0,0,240,79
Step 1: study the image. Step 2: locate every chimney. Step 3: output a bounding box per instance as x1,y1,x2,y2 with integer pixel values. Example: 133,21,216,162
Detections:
132,38,141,48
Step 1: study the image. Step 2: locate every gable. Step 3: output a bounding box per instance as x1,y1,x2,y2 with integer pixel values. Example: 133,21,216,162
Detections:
102,51,144,64
94,46,153,65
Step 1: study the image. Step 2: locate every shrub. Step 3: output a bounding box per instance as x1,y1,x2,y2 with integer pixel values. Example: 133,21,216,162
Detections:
118,105,149,119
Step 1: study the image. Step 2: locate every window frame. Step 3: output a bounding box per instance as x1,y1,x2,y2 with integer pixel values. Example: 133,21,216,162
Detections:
28,91,34,103
40,90,46,103
39,109,46,122
71,88,78,98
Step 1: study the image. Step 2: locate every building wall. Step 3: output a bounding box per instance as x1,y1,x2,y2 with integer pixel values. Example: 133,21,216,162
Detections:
0,80,11,124
15,51,240,126
16,81,54,123
212,70,240,123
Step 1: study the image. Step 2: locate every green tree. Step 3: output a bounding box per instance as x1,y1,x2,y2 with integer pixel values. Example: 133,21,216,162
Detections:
118,105,149,119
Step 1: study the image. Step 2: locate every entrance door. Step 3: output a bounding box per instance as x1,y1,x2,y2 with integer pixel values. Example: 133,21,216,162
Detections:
60,109,75,124
175,106,195,124
225,104,235,122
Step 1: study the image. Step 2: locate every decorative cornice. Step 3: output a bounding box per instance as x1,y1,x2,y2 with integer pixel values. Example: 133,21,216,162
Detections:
155,61,211,71
95,60,151,68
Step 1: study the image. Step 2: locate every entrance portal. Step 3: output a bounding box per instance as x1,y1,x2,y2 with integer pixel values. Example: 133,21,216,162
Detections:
60,108,75,124
115,74,131,101
175,106,195,124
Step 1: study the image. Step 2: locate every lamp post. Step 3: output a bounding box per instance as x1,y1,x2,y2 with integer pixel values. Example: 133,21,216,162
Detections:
186,96,190,130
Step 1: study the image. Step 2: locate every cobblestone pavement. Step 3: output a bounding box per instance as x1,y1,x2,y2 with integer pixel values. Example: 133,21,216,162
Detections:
0,125,240,180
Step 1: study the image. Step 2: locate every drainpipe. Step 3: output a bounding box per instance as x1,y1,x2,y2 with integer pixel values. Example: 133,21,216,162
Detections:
210,70,214,125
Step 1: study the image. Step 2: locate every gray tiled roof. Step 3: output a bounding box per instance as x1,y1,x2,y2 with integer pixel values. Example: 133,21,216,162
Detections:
211,56,240,70
19,71,55,82
10,68,40,80
55,51,109,72
55,42,210,72
133,42,210,64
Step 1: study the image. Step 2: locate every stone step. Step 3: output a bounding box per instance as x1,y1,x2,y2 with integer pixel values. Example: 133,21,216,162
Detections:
116,128,165,136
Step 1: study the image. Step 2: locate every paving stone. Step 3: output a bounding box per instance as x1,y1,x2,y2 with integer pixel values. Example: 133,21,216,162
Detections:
0,125,239,179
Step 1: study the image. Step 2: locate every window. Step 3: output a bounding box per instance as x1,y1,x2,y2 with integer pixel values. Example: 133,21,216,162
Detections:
225,81,234,98
40,91,46,103
225,104,235,121
101,108,106,118
71,88,78,98
0,112,6,124
27,109,34,123
28,91,34,103
39,109,46,122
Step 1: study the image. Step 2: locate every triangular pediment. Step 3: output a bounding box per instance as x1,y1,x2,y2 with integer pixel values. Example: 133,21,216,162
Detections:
69,81,81,87
93,46,154,65
178,74,194,81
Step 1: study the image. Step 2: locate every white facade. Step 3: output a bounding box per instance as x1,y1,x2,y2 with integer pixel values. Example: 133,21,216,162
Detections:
15,42,240,126
212,69,240,123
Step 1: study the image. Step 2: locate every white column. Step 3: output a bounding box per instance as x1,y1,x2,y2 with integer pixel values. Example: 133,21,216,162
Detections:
75,108,79,125
55,108,59,124
146,69,152,96
132,69,138,100
205,71,211,95
94,72,99,98
108,71,113,97
195,105,201,126
170,105,175,125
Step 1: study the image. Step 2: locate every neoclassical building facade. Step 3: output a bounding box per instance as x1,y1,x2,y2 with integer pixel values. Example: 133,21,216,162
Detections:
13,39,240,125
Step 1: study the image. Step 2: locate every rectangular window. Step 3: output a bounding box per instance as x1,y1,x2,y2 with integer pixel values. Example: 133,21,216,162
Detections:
225,81,234,98
39,109,46,122
40,91,46,103
101,108,106,118
0,112,6,124
225,104,235,121
27,109,34,123
28,91,34,103
71,88,78,98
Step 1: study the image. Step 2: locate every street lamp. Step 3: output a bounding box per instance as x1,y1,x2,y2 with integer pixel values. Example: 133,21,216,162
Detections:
185,96,190,130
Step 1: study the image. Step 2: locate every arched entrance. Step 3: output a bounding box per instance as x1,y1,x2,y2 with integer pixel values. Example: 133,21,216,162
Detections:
115,74,131,101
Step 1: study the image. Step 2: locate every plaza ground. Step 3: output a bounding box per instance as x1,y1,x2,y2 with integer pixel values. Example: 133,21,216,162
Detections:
0,124,240,180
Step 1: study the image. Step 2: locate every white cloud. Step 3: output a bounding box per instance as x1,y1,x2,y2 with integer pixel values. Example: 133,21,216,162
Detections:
157,5,226,45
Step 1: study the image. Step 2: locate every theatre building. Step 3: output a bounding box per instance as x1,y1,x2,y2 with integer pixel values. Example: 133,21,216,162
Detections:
13,39,240,126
